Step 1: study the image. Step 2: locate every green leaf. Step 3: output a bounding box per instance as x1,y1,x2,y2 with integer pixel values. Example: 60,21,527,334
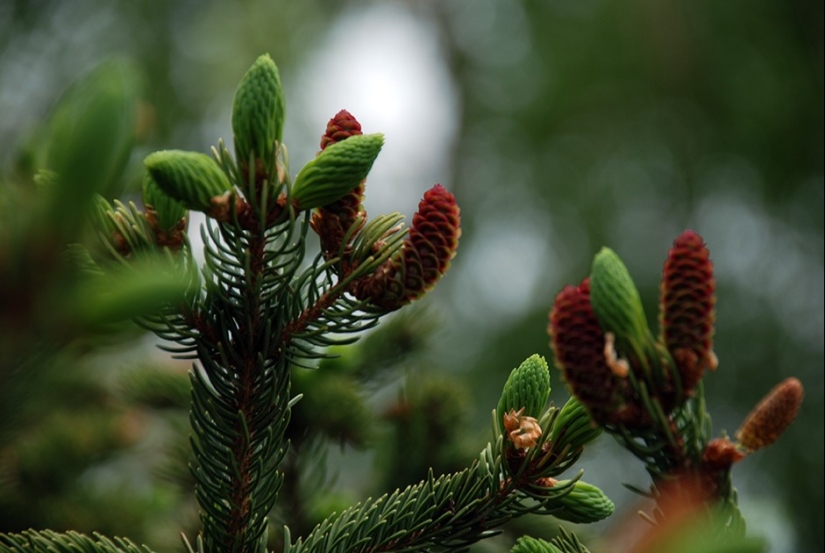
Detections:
291,133,384,210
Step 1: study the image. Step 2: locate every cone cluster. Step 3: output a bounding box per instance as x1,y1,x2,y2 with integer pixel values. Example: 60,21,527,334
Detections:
550,231,720,426
548,229,803,508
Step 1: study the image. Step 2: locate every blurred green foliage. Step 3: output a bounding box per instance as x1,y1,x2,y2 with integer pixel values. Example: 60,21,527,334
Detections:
1,0,821,551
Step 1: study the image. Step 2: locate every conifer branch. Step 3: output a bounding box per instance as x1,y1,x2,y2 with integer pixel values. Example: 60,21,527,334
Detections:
0,530,154,553
286,447,578,553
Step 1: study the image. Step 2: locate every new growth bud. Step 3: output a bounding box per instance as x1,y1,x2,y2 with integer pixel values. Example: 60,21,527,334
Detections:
352,184,460,311
736,377,803,452
552,480,615,524
497,354,551,432
232,53,285,184
144,150,236,220
511,537,564,553
660,230,716,396
589,247,652,364
291,133,384,211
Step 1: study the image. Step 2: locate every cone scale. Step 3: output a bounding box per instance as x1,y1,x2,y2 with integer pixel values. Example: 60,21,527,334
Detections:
353,184,460,311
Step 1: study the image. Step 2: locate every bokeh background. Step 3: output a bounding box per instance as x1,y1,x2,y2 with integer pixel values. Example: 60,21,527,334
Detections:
1,0,822,551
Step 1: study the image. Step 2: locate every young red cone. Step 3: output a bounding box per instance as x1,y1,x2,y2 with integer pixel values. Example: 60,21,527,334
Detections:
659,230,716,396
311,110,367,257
353,184,460,311
320,109,363,151
549,279,643,427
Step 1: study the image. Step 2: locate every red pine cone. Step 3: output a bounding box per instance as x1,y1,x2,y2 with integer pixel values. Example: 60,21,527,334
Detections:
659,230,716,396
354,184,460,311
549,280,643,426
312,110,367,256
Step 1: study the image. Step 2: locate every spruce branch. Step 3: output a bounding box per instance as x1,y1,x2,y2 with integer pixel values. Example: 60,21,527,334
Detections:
285,447,579,553
287,356,612,552
110,57,467,551
0,530,154,553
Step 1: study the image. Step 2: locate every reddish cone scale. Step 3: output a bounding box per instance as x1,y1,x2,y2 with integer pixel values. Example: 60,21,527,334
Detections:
660,230,716,396
549,279,641,426
320,109,362,151
354,184,460,311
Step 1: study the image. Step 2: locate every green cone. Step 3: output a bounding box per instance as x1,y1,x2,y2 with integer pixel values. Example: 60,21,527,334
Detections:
144,150,234,214
553,480,614,524
497,354,551,429
232,54,285,177
291,133,384,211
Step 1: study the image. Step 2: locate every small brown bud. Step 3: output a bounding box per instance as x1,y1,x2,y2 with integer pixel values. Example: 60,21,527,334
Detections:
503,408,542,450
702,437,746,470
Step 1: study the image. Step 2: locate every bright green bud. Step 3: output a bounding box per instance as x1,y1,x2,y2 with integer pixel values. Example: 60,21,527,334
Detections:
232,54,285,175
553,480,614,524
291,133,384,211
497,354,551,428
511,536,564,553
144,150,234,214
590,247,651,359
550,396,602,451
142,173,188,232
